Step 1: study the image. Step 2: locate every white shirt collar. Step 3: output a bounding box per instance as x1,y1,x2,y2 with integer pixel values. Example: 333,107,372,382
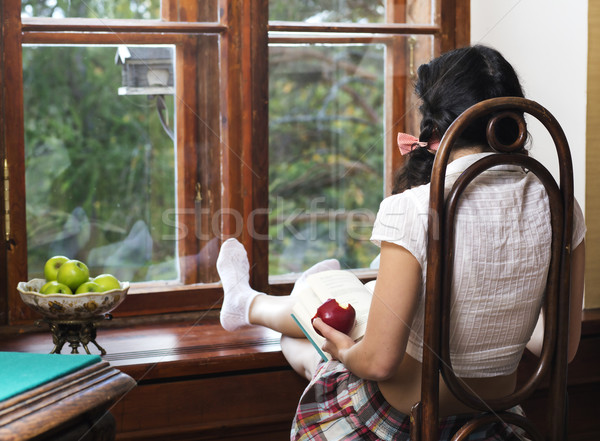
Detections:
445,152,525,179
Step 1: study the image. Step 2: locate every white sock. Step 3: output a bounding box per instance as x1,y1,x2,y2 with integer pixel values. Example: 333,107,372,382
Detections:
290,258,341,297
217,238,263,332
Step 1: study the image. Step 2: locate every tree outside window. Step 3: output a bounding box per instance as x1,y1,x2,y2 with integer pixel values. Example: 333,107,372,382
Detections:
0,0,468,324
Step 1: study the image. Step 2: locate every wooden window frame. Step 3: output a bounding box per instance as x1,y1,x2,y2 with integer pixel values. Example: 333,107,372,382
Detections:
0,0,469,326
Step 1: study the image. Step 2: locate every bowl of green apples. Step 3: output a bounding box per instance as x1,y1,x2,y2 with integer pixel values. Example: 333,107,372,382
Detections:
17,256,129,321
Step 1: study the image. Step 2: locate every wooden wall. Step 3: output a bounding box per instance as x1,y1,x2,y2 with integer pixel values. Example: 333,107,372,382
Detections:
586,0,600,309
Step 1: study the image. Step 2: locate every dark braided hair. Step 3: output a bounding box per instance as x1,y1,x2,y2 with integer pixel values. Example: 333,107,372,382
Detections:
392,148,434,194
416,44,525,147
393,45,526,194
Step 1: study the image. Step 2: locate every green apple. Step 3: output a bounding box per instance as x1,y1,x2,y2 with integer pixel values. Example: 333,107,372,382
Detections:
57,259,90,292
43,255,69,281
40,280,73,295
92,274,121,291
75,281,102,294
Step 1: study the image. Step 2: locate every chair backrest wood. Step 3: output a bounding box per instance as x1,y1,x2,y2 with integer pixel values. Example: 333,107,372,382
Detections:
410,97,574,441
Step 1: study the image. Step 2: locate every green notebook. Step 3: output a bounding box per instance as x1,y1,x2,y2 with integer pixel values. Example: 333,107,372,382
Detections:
0,352,101,402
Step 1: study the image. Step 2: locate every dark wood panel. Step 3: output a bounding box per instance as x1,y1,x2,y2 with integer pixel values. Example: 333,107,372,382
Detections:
22,32,191,45
248,0,270,293
1,0,31,325
0,0,8,326
109,287,223,317
21,17,227,33
112,370,307,441
567,334,600,385
268,22,440,34
116,421,294,441
520,382,600,440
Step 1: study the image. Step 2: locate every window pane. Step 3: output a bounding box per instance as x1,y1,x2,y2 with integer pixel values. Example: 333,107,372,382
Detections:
21,0,160,19
403,34,436,135
270,0,385,23
269,0,435,24
269,44,384,274
23,45,178,283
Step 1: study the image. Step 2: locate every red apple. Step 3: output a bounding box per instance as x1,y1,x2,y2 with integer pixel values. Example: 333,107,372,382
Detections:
312,298,356,336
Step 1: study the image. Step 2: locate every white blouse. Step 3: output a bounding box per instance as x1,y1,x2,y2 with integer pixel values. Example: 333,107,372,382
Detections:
371,153,586,377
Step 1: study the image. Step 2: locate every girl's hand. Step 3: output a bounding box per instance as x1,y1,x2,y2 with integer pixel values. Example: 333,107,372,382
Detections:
312,317,356,363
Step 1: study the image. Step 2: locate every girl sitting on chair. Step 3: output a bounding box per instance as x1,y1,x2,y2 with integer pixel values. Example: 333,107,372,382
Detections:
216,45,586,441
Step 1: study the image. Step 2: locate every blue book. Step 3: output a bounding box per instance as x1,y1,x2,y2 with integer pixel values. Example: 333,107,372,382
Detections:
0,352,101,402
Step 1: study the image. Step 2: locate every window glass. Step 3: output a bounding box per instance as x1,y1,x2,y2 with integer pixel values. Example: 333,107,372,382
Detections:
23,45,178,283
269,0,385,23
269,0,435,24
404,34,436,136
268,43,384,274
21,0,160,19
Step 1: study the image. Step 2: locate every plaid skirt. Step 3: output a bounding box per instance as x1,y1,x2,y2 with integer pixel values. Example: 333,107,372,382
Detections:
291,360,527,441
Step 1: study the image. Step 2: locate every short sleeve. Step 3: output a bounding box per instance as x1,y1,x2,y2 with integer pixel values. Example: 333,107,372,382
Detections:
370,190,429,270
572,198,586,248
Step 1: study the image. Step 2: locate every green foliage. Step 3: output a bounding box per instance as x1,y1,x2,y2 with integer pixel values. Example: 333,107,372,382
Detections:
22,0,388,280
267,0,389,274
269,44,384,274
21,0,160,19
24,46,176,281
269,0,385,23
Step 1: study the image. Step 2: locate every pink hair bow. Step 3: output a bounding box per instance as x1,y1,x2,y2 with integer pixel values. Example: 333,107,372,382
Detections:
397,132,440,155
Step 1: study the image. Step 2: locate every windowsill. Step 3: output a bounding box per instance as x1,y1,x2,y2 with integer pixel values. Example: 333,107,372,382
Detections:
0,313,293,382
0,268,380,375
0,309,598,384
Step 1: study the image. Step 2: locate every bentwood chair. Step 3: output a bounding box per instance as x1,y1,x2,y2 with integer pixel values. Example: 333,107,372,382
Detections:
409,97,574,441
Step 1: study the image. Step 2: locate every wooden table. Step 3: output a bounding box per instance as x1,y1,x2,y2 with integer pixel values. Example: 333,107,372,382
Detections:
0,359,135,441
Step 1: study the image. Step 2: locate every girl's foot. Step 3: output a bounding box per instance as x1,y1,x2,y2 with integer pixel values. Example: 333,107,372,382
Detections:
217,238,341,331
217,238,264,331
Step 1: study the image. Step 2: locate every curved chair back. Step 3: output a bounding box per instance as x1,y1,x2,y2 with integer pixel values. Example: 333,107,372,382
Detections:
410,97,574,441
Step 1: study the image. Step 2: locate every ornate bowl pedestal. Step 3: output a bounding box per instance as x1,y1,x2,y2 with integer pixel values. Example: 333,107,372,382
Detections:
35,314,113,355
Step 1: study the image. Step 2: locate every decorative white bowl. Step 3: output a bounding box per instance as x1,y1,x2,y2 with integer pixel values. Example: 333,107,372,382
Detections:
17,278,129,321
